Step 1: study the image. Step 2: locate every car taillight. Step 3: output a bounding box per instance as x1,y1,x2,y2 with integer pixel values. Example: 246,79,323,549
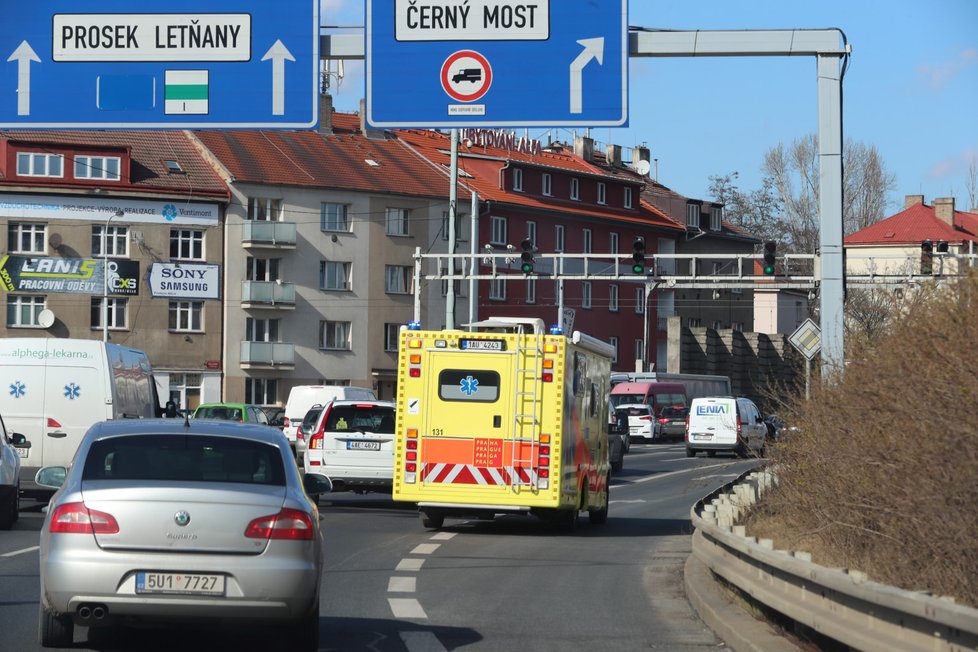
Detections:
657,418,669,424
639,415,652,421
49,502,119,534
245,508,315,540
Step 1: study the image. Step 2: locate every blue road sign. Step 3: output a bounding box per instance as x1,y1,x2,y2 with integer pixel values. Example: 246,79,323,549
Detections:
366,0,628,128
1,1,319,128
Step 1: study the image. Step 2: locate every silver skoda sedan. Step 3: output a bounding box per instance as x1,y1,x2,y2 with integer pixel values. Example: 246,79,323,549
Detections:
36,418,332,650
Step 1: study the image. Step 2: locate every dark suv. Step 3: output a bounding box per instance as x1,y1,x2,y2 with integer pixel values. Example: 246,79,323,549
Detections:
657,405,689,441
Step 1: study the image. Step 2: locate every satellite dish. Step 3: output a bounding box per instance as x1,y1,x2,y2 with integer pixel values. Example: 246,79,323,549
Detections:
635,160,651,176
37,309,55,328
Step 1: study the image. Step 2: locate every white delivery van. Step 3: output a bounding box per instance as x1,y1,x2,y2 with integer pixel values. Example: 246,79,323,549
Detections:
282,385,376,456
685,396,767,459
0,338,161,495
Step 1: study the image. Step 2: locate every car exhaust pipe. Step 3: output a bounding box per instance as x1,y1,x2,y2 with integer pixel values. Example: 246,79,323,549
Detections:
92,605,107,620
77,605,92,620
76,603,108,621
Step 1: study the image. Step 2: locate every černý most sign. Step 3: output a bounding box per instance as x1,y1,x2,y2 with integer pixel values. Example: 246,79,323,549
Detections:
1,1,319,128
366,0,628,128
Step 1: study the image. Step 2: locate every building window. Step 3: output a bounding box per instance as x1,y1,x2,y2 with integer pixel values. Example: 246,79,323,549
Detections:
570,178,580,200
248,197,281,221
320,320,351,350
8,222,46,254
385,265,413,294
384,323,400,352
487,216,506,246
92,224,128,257
634,339,644,364
624,187,633,209
608,336,619,363
320,261,351,291
6,295,45,327
245,378,278,405
91,297,128,330
609,284,619,312
582,281,592,309
526,220,537,247
635,287,645,314
582,228,592,254
246,317,280,341
170,229,204,260
74,155,121,181
542,173,552,196
686,204,700,228
441,211,467,241
610,232,619,255
169,301,203,332
688,317,702,328
555,225,565,252
246,257,280,282
526,278,536,304
711,207,723,231
597,182,606,205
489,278,506,301
386,208,410,236
321,203,350,232
16,152,63,178
513,168,523,191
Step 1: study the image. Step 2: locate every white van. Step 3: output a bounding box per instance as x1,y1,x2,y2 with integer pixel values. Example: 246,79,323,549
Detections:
685,396,766,458
0,338,161,495
282,385,376,456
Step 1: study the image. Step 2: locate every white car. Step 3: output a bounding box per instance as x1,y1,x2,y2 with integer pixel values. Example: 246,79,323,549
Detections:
1,413,30,529
614,403,656,445
303,400,396,493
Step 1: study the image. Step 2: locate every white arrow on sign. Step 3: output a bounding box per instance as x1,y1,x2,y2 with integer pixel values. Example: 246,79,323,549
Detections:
261,40,295,116
7,41,40,116
569,37,604,114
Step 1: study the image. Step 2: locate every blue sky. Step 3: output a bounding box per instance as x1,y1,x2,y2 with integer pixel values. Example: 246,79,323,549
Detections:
321,1,978,212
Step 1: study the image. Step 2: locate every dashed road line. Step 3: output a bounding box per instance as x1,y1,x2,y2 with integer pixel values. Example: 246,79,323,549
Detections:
388,576,417,593
410,543,441,555
616,462,734,485
396,558,426,571
388,598,427,619
1,545,39,558
400,631,448,652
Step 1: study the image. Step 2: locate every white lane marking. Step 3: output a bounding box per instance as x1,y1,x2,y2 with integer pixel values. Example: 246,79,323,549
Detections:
401,631,448,652
396,558,426,571
388,576,417,593
610,499,645,504
429,532,456,541
1,546,39,558
411,543,441,555
388,597,428,619
617,462,735,485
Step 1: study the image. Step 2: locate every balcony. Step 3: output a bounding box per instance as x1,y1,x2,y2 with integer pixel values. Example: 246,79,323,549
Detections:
240,341,295,370
241,280,296,309
242,221,296,249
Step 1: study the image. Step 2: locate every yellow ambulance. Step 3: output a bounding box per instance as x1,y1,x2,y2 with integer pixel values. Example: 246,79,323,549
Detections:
393,317,614,530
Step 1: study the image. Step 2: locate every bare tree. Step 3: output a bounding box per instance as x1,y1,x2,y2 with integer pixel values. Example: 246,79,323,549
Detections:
968,154,978,212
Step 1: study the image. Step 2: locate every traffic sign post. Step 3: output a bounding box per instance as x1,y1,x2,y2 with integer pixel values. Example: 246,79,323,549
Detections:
1,1,319,128
366,0,628,128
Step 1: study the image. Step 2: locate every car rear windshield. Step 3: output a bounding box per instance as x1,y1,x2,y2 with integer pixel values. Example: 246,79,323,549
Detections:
195,406,244,421
82,435,286,485
325,405,395,433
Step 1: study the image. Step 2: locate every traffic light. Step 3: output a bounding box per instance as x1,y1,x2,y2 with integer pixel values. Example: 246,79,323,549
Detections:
631,237,646,274
762,241,776,275
920,240,933,274
520,237,535,274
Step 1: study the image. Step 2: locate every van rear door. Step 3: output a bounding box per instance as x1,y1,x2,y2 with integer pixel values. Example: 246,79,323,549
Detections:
688,397,738,445
41,357,107,468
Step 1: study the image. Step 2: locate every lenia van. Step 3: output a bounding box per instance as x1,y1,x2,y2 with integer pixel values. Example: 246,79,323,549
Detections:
0,338,162,495
393,317,614,530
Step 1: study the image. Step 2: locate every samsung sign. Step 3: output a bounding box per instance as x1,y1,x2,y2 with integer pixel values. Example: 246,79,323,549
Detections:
149,263,220,299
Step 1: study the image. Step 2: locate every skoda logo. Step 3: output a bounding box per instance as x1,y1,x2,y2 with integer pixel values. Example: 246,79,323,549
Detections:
174,511,191,527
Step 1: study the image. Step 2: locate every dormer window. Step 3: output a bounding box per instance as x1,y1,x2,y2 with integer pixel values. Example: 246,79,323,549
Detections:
570,178,580,200
542,173,552,196
16,152,64,178
597,182,606,205
624,187,633,209
164,160,184,174
710,207,722,231
513,168,523,192
686,204,700,228
75,155,121,181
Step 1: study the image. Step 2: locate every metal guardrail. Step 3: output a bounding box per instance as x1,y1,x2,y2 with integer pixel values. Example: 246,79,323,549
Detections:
689,469,978,652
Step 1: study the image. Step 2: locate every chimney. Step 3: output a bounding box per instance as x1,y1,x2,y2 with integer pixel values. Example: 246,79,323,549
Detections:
632,145,650,169
905,194,924,209
574,135,594,162
934,197,955,226
606,144,622,167
359,98,386,140
318,94,333,135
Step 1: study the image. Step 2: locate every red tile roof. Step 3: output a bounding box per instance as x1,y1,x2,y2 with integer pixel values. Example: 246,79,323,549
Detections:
0,130,228,199
844,200,978,245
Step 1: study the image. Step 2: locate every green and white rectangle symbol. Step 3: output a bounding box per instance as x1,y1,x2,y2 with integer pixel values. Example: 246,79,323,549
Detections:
165,70,209,115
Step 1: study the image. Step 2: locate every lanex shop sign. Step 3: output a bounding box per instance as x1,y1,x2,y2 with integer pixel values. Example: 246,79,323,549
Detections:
149,263,220,299
0,255,139,295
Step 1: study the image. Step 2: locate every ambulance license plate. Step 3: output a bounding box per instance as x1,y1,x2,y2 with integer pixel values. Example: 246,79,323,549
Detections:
347,441,380,451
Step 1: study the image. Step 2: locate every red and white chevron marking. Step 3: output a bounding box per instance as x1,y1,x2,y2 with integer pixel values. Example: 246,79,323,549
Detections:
421,463,536,485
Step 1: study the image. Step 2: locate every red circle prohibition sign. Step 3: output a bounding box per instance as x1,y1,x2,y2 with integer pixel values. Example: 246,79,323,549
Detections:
440,50,493,103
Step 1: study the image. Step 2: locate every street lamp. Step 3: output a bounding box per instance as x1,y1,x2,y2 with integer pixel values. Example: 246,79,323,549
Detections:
102,210,124,342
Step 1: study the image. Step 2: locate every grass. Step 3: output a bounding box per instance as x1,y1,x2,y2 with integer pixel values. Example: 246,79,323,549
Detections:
743,272,978,609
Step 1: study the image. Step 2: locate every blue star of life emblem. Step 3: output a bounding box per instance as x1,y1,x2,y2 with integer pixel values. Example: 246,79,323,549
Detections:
9,381,26,398
460,375,479,396
162,204,178,221
64,383,81,400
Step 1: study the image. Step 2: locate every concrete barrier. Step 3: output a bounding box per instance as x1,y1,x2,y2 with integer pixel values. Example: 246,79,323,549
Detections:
688,469,978,651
